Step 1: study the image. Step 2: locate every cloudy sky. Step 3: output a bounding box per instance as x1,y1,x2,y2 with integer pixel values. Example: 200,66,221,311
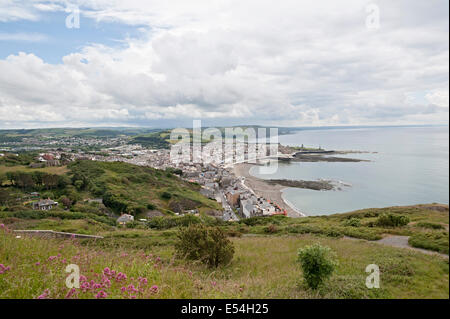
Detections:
0,0,448,129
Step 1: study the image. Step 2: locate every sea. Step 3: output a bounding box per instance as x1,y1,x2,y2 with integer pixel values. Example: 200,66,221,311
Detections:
250,126,449,216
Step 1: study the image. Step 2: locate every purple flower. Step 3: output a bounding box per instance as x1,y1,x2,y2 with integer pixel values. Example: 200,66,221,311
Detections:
37,289,50,299
95,290,107,299
150,285,159,293
65,288,77,299
138,277,148,286
0,264,10,274
103,267,111,276
116,272,127,282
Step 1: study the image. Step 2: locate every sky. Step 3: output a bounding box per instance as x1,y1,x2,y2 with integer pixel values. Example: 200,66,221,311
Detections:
0,0,448,129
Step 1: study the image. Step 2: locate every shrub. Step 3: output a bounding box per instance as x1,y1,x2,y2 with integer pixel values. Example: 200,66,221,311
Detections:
125,221,139,229
240,215,285,226
341,227,382,241
0,210,116,226
264,224,278,233
147,215,202,230
375,213,410,227
127,205,146,215
408,232,449,254
343,217,361,227
297,243,338,289
175,224,235,268
286,224,343,238
416,222,444,230
161,191,172,200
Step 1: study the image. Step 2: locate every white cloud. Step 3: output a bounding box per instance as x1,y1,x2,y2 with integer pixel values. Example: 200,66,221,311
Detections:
426,89,449,108
0,0,448,128
0,32,49,42
0,0,40,22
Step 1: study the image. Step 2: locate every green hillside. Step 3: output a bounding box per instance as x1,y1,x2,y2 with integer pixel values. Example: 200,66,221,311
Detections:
0,204,448,299
0,160,222,217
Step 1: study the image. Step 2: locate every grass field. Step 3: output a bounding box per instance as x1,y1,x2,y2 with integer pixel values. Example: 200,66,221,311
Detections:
0,227,448,299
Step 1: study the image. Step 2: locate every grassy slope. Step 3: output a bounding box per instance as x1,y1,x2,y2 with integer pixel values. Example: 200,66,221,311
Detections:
67,160,222,214
0,165,68,175
0,204,448,299
0,228,448,299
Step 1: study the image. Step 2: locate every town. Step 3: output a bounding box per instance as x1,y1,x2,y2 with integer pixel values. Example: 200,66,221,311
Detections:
2,138,292,223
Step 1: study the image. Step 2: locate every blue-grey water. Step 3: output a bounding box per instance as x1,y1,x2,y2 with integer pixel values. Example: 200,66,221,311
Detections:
250,126,449,216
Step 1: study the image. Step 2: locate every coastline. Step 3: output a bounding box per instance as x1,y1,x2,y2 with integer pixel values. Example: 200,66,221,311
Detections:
232,163,305,218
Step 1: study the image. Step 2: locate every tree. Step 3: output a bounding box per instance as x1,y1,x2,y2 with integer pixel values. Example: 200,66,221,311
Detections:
42,174,59,190
15,173,35,189
103,192,128,213
60,196,72,209
32,171,45,186
297,243,338,289
0,189,10,205
175,224,235,268
74,180,84,190
0,173,6,186
5,172,17,186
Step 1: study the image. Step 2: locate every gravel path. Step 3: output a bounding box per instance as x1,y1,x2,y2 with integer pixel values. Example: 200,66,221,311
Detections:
344,235,448,258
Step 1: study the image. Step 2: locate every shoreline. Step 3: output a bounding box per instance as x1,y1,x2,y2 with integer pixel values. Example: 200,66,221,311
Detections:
232,163,306,218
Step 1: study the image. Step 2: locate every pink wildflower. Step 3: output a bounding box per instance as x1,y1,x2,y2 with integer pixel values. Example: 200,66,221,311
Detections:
0,264,10,274
93,283,102,289
95,290,108,299
150,285,159,294
138,277,148,286
116,272,127,281
102,276,111,288
65,288,77,299
103,267,111,276
80,282,90,292
37,289,50,299
127,284,138,293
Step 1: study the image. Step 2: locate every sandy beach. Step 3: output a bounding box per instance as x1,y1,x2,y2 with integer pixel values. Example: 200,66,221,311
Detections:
232,163,305,217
